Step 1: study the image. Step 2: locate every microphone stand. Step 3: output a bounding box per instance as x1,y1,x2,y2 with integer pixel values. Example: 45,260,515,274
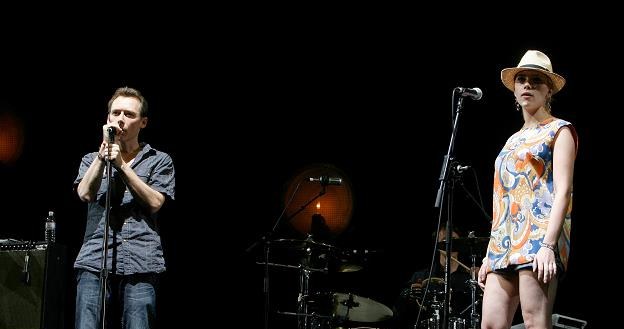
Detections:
435,91,463,209
434,90,465,329
245,181,327,329
99,128,115,329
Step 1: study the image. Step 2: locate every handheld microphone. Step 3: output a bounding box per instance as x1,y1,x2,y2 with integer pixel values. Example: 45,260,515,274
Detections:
456,87,483,100
309,176,343,186
107,126,116,143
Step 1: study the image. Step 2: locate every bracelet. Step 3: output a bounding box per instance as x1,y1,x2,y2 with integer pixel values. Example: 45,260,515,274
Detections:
540,242,556,251
97,153,105,162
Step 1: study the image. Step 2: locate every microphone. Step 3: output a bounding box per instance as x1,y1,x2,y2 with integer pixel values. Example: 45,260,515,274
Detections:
309,176,343,186
456,165,471,173
107,126,116,143
456,87,483,100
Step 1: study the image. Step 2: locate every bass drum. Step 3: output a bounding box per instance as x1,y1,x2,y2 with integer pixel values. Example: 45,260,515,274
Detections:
307,292,393,329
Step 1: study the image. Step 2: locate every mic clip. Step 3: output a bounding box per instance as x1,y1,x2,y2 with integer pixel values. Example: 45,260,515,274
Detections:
450,160,470,176
309,176,343,186
455,164,470,173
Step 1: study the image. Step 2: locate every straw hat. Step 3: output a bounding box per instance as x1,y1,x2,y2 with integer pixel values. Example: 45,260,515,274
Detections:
501,50,566,94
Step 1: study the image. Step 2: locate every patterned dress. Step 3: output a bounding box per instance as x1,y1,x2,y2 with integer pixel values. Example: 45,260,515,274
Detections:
485,117,577,273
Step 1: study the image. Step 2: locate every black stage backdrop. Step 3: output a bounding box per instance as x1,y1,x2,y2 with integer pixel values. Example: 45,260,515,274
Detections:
0,13,617,328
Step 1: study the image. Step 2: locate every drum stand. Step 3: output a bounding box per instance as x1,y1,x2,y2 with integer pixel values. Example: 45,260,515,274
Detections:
297,246,315,329
469,255,480,328
272,258,329,329
430,294,442,329
269,236,330,329
463,246,481,329
458,255,481,329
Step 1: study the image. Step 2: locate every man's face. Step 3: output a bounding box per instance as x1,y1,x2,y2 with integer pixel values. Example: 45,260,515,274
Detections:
108,96,147,141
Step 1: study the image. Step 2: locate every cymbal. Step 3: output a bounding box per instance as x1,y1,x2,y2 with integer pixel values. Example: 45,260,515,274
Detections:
436,236,489,252
332,292,393,323
337,263,363,273
271,237,335,250
331,248,370,273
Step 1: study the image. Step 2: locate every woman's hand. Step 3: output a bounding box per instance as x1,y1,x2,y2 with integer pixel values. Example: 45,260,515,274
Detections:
533,246,557,283
477,258,488,290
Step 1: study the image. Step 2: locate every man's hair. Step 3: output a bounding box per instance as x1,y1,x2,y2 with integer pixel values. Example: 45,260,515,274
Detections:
432,224,463,240
107,86,149,117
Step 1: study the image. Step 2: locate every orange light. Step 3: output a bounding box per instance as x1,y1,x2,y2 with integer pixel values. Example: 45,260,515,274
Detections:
284,164,353,237
0,112,24,164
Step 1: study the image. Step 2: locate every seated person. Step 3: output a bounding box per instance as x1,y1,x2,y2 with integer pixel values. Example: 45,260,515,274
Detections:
395,225,477,329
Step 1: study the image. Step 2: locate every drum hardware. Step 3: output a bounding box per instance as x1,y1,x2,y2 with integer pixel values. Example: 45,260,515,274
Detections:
333,292,393,323
255,261,329,273
277,291,393,329
271,235,332,329
416,290,445,329
420,317,466,329
277,310,333,329
260,235,387,329
412,232,487,329
466,232,485,329
298,243,315,329
256,254,327,328
435,237,489,253
453,232,487,329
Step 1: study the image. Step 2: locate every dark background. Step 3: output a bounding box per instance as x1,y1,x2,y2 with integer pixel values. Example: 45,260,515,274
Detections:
0,11,616,328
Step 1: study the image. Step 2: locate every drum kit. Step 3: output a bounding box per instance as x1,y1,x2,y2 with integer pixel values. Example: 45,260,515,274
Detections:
408,234,489,329
259,233,489,329
261,235,393,329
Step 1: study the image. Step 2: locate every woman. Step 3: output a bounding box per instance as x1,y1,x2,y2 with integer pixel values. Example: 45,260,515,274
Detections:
478,50,578,329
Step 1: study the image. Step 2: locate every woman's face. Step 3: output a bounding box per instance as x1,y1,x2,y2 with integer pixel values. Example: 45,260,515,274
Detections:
514,70,552,112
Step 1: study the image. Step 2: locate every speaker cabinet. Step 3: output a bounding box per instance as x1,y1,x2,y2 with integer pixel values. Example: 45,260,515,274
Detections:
0,243,66,329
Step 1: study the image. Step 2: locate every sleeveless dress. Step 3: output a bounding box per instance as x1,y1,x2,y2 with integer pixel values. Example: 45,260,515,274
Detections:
485,117,577,273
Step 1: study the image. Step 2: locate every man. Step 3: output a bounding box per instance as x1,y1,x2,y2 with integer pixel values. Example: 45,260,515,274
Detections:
74,87,175,329
395,225,475,329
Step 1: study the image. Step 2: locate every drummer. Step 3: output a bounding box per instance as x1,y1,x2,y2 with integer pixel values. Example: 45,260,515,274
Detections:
395,225,476,329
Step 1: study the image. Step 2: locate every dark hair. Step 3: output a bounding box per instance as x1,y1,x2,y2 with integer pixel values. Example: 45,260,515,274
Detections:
432,224,463,240
107,87,149,117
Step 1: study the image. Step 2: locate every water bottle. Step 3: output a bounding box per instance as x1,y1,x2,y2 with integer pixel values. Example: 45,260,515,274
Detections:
45,211,56,244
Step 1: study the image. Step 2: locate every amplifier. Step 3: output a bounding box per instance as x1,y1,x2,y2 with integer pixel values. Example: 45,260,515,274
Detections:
0,241,67,329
